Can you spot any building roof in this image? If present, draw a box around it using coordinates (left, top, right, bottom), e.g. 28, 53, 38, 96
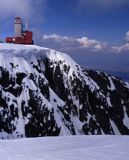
15, 17, 22, 20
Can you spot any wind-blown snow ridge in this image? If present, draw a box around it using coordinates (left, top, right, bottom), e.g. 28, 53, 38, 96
0, 43, 45, 51
0, 43, 129, 139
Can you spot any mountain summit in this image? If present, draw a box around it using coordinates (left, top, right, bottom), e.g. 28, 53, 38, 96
0, 43, 129, 139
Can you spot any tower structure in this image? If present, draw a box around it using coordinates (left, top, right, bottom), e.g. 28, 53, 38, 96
6, 17, 33, 45
14, 17, 22, 37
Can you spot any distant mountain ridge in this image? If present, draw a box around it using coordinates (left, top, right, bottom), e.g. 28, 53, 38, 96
0, 43, 129, 139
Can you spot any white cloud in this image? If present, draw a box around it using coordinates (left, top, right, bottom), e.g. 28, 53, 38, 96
111, 31, 129, 53
40, 34, 107, 53
32, 32, 129, 55
112, 43, 129, 53
125, 31, 129, 42
43, 34, 70, 40
0, 0, 46, 21
77, 37, 107, 51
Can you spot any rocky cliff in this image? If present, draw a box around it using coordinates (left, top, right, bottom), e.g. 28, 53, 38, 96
0, 44, 129, 139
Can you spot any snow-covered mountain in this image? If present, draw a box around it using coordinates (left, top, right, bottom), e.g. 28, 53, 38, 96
0, 43, 129, 139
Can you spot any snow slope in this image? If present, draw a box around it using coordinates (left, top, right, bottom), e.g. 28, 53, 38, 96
0, 43, 129, 138
0, 135, 129, 160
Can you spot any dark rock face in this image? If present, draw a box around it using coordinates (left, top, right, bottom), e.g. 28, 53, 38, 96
0, 47, 129, 139
43, 58, 129, 135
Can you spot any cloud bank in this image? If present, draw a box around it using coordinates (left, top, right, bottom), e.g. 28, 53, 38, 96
34, 32, 129, 55
0, 0, 46, 21
39, 34, 108, 54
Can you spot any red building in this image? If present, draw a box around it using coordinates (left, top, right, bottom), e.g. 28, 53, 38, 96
6, 17, 33, 45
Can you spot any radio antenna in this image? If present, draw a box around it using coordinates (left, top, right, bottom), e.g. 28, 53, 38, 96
25, 18, 29, 31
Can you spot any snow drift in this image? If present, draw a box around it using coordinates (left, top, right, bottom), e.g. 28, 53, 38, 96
0, 135, 129, 160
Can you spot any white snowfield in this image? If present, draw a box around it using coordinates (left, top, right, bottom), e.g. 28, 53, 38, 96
0, 136, 129, 160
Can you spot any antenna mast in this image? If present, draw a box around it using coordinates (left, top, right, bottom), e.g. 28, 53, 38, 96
26, 18, 29, 31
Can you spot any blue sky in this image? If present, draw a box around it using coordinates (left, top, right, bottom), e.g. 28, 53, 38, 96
44, 0, 129, 45
1, 0, 129, 45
